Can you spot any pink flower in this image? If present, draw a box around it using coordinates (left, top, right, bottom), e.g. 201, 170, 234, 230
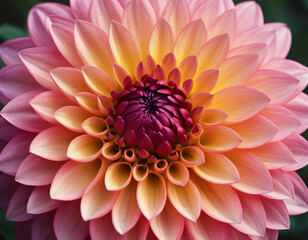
0, 0, 307, 239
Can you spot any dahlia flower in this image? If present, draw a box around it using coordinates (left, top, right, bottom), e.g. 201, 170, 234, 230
0, 0, 307, 239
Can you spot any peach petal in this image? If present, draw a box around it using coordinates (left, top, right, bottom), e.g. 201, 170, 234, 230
109, 21, 141, 76
192, 176, 241, 224
67, 134, 103, 162
191, 69, 219, 95
212, 54, 259, 93
81, 162, 119, 221
16, 154, 63, 186
124, 149, 137, 163
149, 18, 175, 64
105, 162, 132, 191
200, 109, 228, 126
161, 52, 177, 77
226, 149, 273, 194
0, 64, 44, 100
90, 213, 123, 240
244, 70, 299, 105
137, 172, 167, 220
75, 92, 103, 116
179, 55, 198, 80
229, 115, 279, 149
260, 197, 290, 230
153, 65, 166, 81
180, 146, 205, 167
167, 68, 182, 85
19, 47, 70, 90
210, 87, 270, 124
51, 67, 91, 101
150, 199, 184, 240
136, 61, 146, 82
6, 185, 34, 221
167, 179, 200, 221
144, 55, 157, 75
133, 164, 149, 182
102, 142, 122, 161
51, 159, 100, 200
186, 212, 230, 240
113, 63, 128, 88
30, 91, 74, 124
55, 106, 92, 132
90, 0, 123, 33
162, 0, 190, 36
75, 20, 114, 76
190, 92, 213, 109
124, 215, 149, 240
153, 159, 168, 173
198, 125, 242, 152
166, 162, 189, 186
193, 152, 239, 184
123, 0, 156, 59
112, 181, 141, 234
208, 9, 236, 44
50, 23, 83, 68
82, 117, 109, 139
1, 91, 52, 132
0, 132, 35, 175
174, 20, 207, 63
54, 201, 89, 240
0, 37, 34, 65
249, 142, 296, 170
231, 193, 266, 237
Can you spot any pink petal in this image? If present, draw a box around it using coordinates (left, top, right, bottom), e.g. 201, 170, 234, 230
0, 117, 22, 142
27, 185, 61, 214
70, 0, 92, 20
0, 64, 44, 100
50, 159, 100, 200
231, 193, 266, 237
210, 87, 270, 124
148, 0, 167, 19
186, 212, 230, 240
124, 215, 150, 240
16, 154, 63, 186
0, 37, 34, 65
6, 185, 34, 221
30, 126, 80, 161
228, 115, 279, 149
270, 23, 292, 58
192, 69, 219, 94
28, 2, 74, 47
150, 199, 184, 240
0, 132, 36, 175
0, 174, 19, 210
54, 201, 89, 240
1, 91, 52, 132
225, 149, 273, 194
14, 221, 32, 240
32, 212, 56, 240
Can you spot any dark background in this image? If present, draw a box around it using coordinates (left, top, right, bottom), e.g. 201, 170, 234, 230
0, 0, 307, 239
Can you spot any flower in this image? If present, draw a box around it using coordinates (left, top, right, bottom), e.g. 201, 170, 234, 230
0, 0, 308, 239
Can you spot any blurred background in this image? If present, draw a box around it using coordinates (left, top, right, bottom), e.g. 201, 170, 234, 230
0, 0, 307, 239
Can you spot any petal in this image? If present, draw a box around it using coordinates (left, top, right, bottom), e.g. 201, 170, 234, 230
76, 93, 104, 116
249, 142, 296, 170
167, 179, 201, 221
211, 54, 259, 93
1, 91, 52, 132
16, 154, 63, 186
272, 24, 292, 58
105, 162, 132, 191
228, 115, 279, 149
200, 109, 228, 126
210, 87, 270, 124
193, 152, 239, 184
67, 134, 103, 162
244, 70, 299, 105
231, 193, 266, 237
112, 181, 141, 234
75, 20, 114, 76
27, 185, 60, 214
192, 69, 219, 95
0, 37, 34, 65
123, 0, 156, 59
109, 21, 141, 76
174, 20, 207, 63
54, 201, 89, 240
50, 159, 100, 200
137, 172, 167, 220
179, 56, 198, 81
19, 47, 71, 90
166, 162, 189, 187
149, 18, 175, 64
0, 174, 19, 210
30, 126, 80, 161
70, 0, 92, 20
198, 125, 242, 152
150, 199, 184, 240
190, 92, 213, 108
180, 146, 205, 167
123, 216, 150, 240
186, 212, 230, 240
225, 149, 273, 194
31, 212, 56, 240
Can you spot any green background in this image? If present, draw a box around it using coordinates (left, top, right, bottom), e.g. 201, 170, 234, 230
0, 0, 307, 239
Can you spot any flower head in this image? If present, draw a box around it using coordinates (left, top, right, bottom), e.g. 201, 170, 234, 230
0, 0, 308, 239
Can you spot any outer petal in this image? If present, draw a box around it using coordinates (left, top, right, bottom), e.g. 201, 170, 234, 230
124, 216, 149, 240
70, 0, 92, 20
32, 212, 56, 240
